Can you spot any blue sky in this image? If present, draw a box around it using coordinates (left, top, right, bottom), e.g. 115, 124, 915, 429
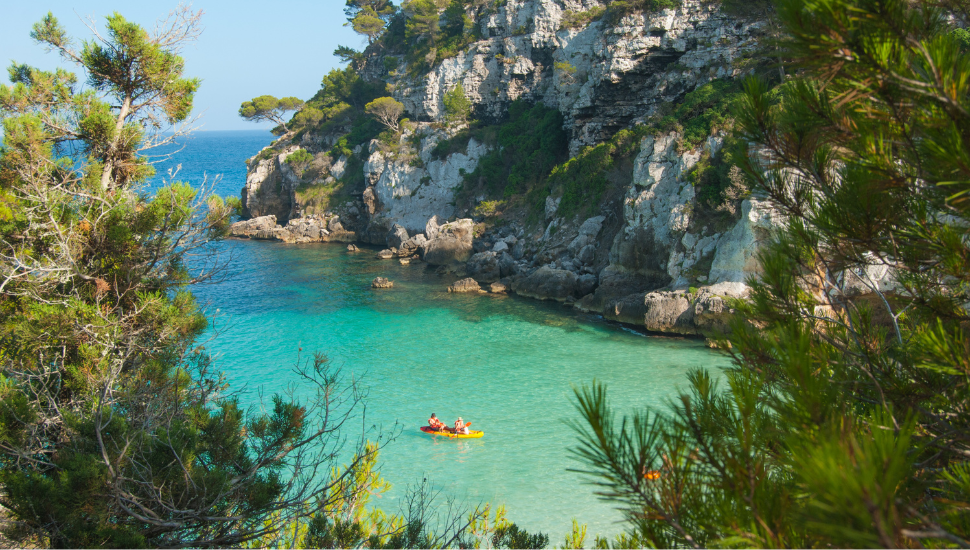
0, 1, 362, 131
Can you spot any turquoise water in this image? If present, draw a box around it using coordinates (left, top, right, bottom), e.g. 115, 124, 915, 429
153, 131, 732, 541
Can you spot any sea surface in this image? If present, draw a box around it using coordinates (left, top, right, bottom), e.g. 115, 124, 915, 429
148, 130, 732, 541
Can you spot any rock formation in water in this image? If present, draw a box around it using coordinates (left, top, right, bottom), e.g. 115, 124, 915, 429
234, 0, 781, 336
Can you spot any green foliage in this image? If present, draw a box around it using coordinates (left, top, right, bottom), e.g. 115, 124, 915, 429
716, 0, 773, 17
430, 128, 473, 159
334, 44, 364, 65
560, 519, 588, 549
560, 7, 606, 29
570, 0, 970, 547
600, 0, 680, 24
296, 66, 386, 137
0, 11, 400, 548
491, 523, 549, 549
365, 96, 405, 131
381, 0, 482, 74
21, 11, 199, 189
685, 135, 751, 223
650, 78, 747, 150
383, 55, 401, 72
461, 101, 568, 203
351, 6, 389, 42
285, 148, 314, 179
473, 199, 504, 218
548, 126, 652, 220
239, 94, 305, 133
443, 85, 473, 125
951, 27, 970, 52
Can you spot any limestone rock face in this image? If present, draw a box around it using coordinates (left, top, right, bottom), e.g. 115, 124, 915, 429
421, 218, 474, 265
232, 0, 785, 336
511, 266, 579, 302
231, 214, 357, 244
241, 147, 302, 223
284, 218, 330, 242
467, 252, 501, 283
385, 0, 762, 154
610, 134, 697, 284
363, 133, 490, 234
448, 277, 484, 293
361, 218, 393, 245
708, 199, 781, 284
387, 224, 410, 249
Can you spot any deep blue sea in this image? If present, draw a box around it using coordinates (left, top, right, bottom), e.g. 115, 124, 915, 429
148, 130, 731, 541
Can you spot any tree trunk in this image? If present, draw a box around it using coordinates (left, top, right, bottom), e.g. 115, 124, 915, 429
100, 95, 132, 190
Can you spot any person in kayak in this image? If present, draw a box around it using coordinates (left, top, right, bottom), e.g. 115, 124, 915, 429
428, 413, 447, 431
454, 417, 469, 435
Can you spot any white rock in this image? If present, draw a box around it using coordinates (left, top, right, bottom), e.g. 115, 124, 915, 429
709, 198, 783, 284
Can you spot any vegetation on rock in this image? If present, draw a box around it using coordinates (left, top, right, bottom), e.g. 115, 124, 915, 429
457, 101, 569, 211
365, 96, 406, 132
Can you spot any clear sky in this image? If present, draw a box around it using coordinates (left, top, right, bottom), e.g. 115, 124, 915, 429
0, 1, 362, 131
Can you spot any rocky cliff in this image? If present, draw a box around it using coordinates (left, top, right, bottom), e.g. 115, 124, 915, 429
234, 0, 779, 336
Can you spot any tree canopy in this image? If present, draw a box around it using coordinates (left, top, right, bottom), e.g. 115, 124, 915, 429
24, 11, 201, 189
365, 96, 405, 132
238, 94, 305, 133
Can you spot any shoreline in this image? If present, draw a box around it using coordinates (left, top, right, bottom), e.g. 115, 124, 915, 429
226, 235, 722, 344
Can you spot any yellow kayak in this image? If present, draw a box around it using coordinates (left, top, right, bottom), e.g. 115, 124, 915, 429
420, 426, 484, 438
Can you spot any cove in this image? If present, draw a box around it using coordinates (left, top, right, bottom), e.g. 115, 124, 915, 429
192, 239, 732, 540
159, 131, 733, 540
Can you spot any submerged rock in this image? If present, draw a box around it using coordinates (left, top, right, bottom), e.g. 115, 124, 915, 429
347, 244, 359, 252
376, 249, 395, 260
372, 277, 394, 289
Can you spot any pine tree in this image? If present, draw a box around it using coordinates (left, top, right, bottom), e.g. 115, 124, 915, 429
570, 0, 970, 547
0, 10, 393, 547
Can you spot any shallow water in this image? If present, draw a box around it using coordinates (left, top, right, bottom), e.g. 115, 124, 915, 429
153, 131, 733, 540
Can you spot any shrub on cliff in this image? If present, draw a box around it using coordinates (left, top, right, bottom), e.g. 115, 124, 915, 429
459, 101, 568, 205
443, 85, 473, 125
570, 0, 970, 547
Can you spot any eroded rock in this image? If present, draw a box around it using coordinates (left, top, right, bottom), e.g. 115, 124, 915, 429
448, 277, 484, 293
421, 218, 474, 265
511, 266, 579, 302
